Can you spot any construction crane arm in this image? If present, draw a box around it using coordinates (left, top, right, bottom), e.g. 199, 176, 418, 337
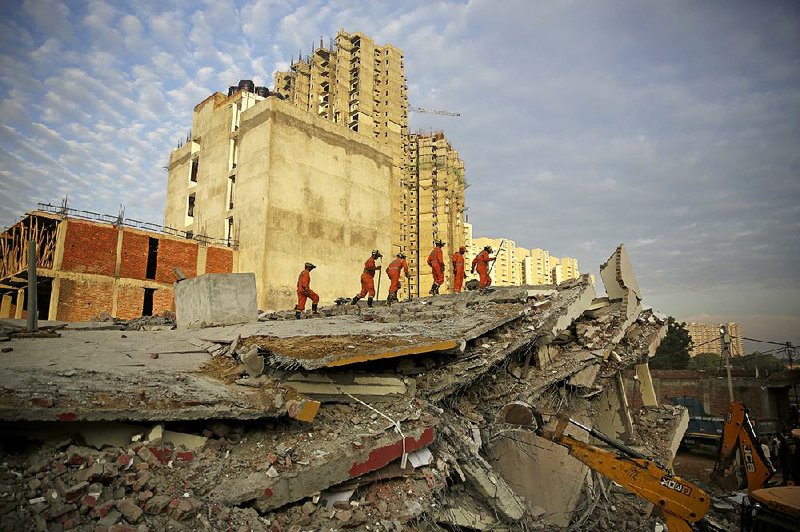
530, 411, 710, 532
409, 106, 461, 116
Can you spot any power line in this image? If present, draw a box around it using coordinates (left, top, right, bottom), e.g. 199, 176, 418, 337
736, 335, 793, 347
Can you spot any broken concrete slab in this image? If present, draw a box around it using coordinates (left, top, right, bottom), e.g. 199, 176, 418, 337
0, 329, 319, 423
282, 371, 410, 402
600, 244, 640, 301
174, 273, 258, 329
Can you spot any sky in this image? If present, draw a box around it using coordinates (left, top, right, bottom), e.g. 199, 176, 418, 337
0, 0, 798, 354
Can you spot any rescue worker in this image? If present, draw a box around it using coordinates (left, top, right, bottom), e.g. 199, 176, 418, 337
451, 245, 466, 293
427, 239, 446, 294
351, 249, 382, 307
295, 262, 319, 319
386, 252, 410, 303
471, 245, 496, 289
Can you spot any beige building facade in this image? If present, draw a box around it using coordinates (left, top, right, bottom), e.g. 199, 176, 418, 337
687, 322, 745, 357
164, 92, 393, 310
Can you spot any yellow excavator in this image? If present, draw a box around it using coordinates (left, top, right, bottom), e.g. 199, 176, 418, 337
527, 409, 710, 532
710, 400, 800, 531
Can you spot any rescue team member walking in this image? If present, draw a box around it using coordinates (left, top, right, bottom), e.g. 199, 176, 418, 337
385, 252, 410, 303
452, 245, 466, 293
427, 240, 446, 294
295, 262, 319, 319
351, 250, 382, 307
471, 245, 496, 289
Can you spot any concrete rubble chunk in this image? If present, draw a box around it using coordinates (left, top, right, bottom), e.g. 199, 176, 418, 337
174, 273, 259, 329
461, 458, 527, 522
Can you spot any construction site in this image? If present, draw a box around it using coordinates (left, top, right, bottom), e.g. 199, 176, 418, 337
2, 28, 800, 532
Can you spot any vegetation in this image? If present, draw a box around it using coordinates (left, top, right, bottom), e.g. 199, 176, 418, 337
650, 317, 693, 370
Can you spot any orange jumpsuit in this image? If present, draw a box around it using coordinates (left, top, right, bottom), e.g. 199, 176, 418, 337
386, 257, 410, 295
472, 250, 495, 289
427, 247, 445, 286
296, 269, 319, 310
451, 252, 465, 293
357, 256, 379, 298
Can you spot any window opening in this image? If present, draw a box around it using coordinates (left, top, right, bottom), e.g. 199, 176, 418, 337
146, 238, 159, 280
142, 288, 155, 316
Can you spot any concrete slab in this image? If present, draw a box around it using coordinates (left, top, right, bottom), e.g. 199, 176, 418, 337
0, 329, 318, 422
600, 244, 641, 300
174, 273, 258, 329
282, 371, 410, 402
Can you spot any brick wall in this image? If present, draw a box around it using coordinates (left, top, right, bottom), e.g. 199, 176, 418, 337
205, 246, 234, 274
116, 284, 144, 320
61, 220, 118, 276
153, 288, 174, 314
119, 231, 149, 280
56, 278, 114, 321
155, 239, 197, 283
626, 369, 777, 420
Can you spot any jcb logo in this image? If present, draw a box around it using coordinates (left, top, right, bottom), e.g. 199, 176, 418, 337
661, 477, 692, 496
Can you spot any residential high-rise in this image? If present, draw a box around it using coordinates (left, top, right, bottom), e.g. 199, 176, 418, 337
407, 132, 466, 296
274, 30, 466, 298
468, 237, 580, 286
687, 322, 745, 357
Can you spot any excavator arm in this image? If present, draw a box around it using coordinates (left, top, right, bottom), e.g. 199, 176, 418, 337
532, 412, 710, 532
710, 400, 774, 490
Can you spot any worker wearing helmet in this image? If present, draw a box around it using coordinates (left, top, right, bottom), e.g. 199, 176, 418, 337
427, 240, 446, 295
471, 245, 496, 289
386, 252, 410, 303
452, 245, 467, 293
351, 250, 382, 307
295, 262, 319, 319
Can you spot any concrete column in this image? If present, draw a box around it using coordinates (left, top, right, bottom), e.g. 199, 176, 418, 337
636, 363, 659, 407
0, 294, 11, 318
14, 288, 24, 319
48, 277, 61, 321
615, 371, 635, 442
196, 245, 208, 276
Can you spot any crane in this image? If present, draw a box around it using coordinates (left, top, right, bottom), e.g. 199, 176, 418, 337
409, 106, 460, 116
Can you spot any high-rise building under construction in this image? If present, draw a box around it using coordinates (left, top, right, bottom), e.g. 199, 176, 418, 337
274, 30, 465, 297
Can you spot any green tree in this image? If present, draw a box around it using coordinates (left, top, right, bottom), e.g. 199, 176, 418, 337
650, 317, 693, 369
731, 352, 785, 372
689, 352, 722, 368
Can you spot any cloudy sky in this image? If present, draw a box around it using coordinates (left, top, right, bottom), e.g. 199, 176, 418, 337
1, 0, 798, 352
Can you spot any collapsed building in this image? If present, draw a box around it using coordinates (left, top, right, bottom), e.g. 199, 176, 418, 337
0, 244, 735, 531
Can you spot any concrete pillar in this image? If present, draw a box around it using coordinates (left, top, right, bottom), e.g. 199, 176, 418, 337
0, 294, 11, 318
615, 372, 635, 442
48, 277, 61, 321
196, 245, 208, 276
14, 288, 24, 319
636, 363, 659, 407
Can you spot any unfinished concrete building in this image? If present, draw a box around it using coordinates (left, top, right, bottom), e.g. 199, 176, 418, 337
164, 89, 393, 310
0, 206, 233, 321
274, 31, 466, 298
406, 132, 466, 296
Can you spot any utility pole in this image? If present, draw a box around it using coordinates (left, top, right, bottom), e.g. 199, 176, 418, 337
721, 324, 734, 402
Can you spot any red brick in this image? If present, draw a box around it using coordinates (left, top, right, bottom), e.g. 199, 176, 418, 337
118, 231, 149, 280
152, 288, 174, 315
155, 239, 197, 283
56, 278, 114, 321
205, 246, 234, 274
61, 220, 118, 276
115, 285, 144, 320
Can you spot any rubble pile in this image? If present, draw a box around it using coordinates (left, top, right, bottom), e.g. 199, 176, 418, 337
1, 245, 711, 530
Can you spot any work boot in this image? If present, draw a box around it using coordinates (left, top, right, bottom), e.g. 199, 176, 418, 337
294, 308, 302, 319
429, 283, 439, 295
312, 303, 319, 315
351, 295, 361, 305
367, 297, 374, 308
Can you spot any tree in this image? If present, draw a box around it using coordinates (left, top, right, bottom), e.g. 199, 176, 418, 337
731, 352, 785, 372
650, 317, 693, 369
689, 352, 722, 369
